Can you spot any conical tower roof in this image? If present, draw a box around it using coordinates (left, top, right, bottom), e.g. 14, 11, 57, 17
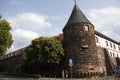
66, 4, 91, 26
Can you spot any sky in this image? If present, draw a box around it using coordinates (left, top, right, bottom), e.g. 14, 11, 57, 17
0, 0, 120, 53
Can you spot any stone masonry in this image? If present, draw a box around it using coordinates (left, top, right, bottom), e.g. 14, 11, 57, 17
63, 4, 100, 78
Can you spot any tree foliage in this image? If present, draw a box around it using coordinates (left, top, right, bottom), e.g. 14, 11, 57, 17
0, 16, 13, 56
23, 37, 64, 66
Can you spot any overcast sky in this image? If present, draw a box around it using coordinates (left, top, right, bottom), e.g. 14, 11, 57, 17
0, 0, 120, 53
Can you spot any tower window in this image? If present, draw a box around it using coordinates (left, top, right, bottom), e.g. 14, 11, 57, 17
84, 25, 89, 31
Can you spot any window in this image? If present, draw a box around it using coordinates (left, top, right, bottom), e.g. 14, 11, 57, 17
106, 41, 109, 47
110, 43, 112, 48
110, 52, 112, 57
7, 55, 9, 57
118, 46, 120, 51
113, 44, 116, 49
11, 53, 13, 56
84, 25, 89, 31
117, 54, 119, 57
95, 36, 99, 43
14, 52, 16, 55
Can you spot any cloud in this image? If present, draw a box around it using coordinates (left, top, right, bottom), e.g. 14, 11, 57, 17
6, 12, 52, 52
102, 30, 120, 40
88, 6, 120, 41
8, 29, 39, 52
7, 12, 52, 31
6, 12, 68, 53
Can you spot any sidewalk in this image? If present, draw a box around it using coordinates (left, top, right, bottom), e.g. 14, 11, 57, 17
37, 76, 116, 80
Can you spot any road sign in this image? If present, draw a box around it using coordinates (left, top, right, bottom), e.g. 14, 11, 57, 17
68, 59, 73, 78
69, 59, 73, 67
115, 66, 120, 72
69, 59, 73, 63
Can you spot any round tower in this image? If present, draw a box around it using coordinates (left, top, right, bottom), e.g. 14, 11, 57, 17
63, 3, 99, 78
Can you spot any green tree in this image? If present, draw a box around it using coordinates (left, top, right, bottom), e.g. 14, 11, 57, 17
22, 37, 64, 73
0, 16, 13, 56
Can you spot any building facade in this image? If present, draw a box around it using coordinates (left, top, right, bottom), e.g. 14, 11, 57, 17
0, 48, 24, 72
62, 3, 120, 77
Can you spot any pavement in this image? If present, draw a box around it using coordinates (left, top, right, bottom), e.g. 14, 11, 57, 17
0, 75, 117, 80
37, 77, 115, 80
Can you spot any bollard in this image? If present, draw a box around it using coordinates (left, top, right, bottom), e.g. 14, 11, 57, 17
62, 70, 65, 80
66, 70, 68, 78
55, 75, 56, 80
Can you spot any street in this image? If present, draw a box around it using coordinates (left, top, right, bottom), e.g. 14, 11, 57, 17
0, 75, 36, 80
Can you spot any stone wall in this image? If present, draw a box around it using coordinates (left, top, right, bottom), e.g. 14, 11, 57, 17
0, 34, 119, 77
63, 23, 99, 78
0, 48, 24, 73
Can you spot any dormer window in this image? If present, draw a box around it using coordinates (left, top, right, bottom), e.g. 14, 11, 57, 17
84, 25, 89, 31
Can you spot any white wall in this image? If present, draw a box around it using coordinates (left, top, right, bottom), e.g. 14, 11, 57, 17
95, 35, 120, 58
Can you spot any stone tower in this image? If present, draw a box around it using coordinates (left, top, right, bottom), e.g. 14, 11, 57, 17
63, 3, 99, 78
